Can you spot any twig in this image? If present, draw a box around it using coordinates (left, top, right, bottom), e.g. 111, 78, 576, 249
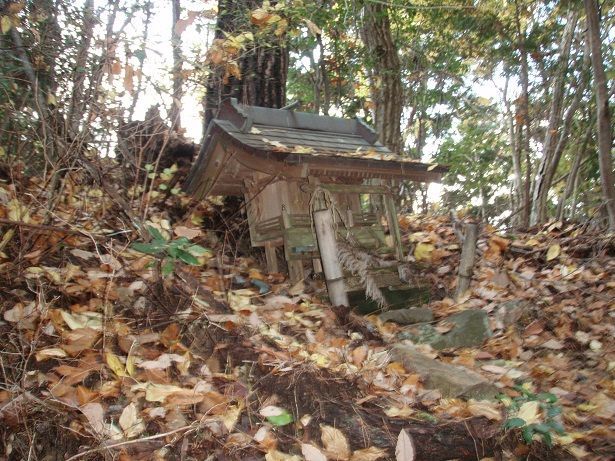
0, 218, 107, 239
65, 424, 195, 461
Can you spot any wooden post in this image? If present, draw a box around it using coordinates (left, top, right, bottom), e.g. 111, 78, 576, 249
313, 208, 349, 306
455, 223, 479, 300
264, 243, 278, 273
384, 194, 404, 260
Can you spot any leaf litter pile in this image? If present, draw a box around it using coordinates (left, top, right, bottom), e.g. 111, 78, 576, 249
0, 174, 614, 461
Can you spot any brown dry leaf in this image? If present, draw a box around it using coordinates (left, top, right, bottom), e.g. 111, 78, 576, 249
35, 347, 68, 361
119, 403, 146, 438
350, 446, 388, 461
81, 402, 122, 440
351, 345, 368, 367
467, 400, 502, 421
54, 364, 93, 385
174, 225, 202, 239
589, 393, 615, 420
301, 443, 327, 461
160, 323, 180, 347
321, 425, 351, 460
76, 385, 98, 405
265, 450, 302, 461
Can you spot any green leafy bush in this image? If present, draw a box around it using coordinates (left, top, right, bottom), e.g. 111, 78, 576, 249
499, 383, 566, 447
132, 226, 210, 276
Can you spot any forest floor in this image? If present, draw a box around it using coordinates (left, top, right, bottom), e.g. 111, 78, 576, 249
0, 168, 614, 461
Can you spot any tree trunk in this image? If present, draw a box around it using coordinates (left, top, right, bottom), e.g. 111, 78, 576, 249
360, 2, 403, 153
531, 11, 578, 225
514, 0, 532, 228
67, 0, 95, 135
584, 0, 615, 230
203, 0, 287, 131
557, 123, 592, 221
170, 0, 183, 130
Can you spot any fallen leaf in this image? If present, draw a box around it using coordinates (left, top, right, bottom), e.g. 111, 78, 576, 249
265, 450, 302, 461
467, 400, 502, 421
36, 347, 68, 361
81, 403, 123, 440
119, 403, 146, 438
105, 352, 128, 377
541, 339, 564, 350
302, 443, 327, 461
321, 425, 351, 460
350, 446, 388, 461
174, 226, 202, 239
395, 429, 416, 461
260, 405, 294, 426
414, 242, 434, 262
546, 244, 561, 261
516, 401, 541, 425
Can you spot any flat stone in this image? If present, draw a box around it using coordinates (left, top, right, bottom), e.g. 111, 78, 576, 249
391, 344, 499, 400
430, 309, 492, 350
379, 307, 434, 325
495, 300, 531, 328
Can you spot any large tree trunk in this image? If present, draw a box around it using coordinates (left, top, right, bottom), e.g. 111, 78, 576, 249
530, 11, 578, 225
203, 0, 288, 131
360, 2, 403, 154
170, 0, 183, 130
584, 0, 615, 230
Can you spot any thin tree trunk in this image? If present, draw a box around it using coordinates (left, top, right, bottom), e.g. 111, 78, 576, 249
360, 2, 402, 153
557, 123, 592, 221
127, 1, 153, 120
584, 0, 615, 230
514, 0, 531, 228
531, 11, 578, 225
170, 0, 183, 130
68, 0, 95, 135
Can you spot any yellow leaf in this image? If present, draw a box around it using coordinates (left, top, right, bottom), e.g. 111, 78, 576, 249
414, 242, 435, 261
0, 146, 5, 157
516, 401, 541, 425
7, 199, 30, 223
221, 402, 244, 431
46, 92, 57, 106
546, 244, 561, 261
105, 351, 128, 377
250, 8, 271, 26
1, 16, 12, 34
125, 354, 137, 377
321, 425, 351, 460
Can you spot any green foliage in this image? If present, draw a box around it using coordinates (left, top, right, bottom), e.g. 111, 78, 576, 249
435, 101, 511, 221
499, 383, 566, 447
132, 226, 210, 276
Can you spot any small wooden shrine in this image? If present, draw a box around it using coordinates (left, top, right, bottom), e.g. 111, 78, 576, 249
185, 99, 446, 293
